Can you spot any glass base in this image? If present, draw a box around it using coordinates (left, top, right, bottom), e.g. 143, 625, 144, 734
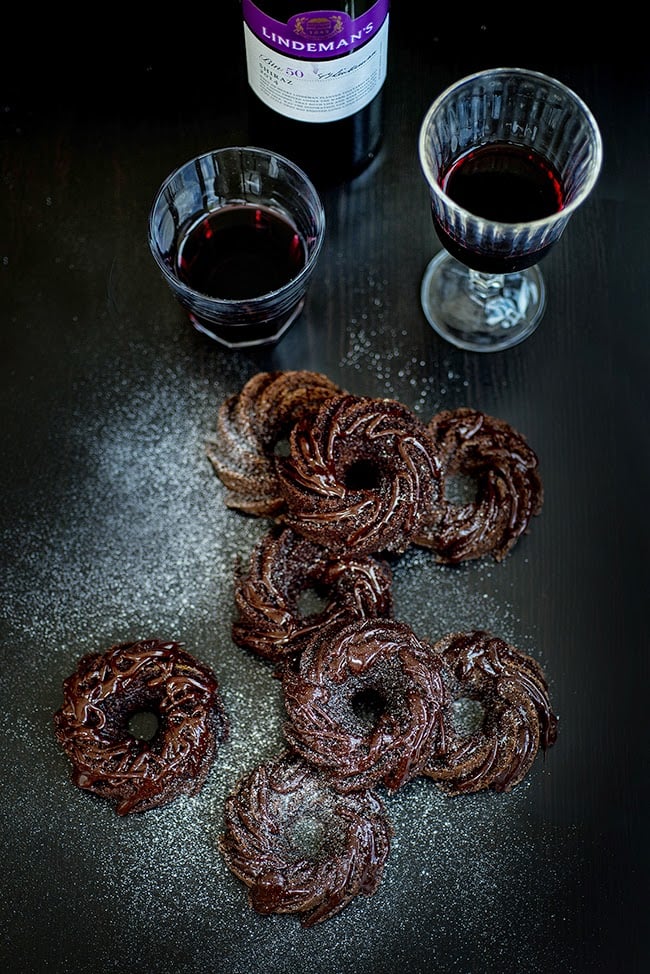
188, 298, 305, 350
420, 251, 546, 352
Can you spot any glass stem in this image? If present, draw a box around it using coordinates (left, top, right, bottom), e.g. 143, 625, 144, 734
468, 269, 505, 307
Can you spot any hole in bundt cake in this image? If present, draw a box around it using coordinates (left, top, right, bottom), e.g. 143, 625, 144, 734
451, 697, 485, 736
351, 687, 387, 728
445, 472, 478, 505
296, 586, 330, 618
286, 813, 337, 860
273, 437, 291, 457
127, 710, 160, 741
344, 459, 381, 491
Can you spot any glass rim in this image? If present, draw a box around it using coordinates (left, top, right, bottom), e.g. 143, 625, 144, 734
418, 66, 604, 231
147, 145, 326, 307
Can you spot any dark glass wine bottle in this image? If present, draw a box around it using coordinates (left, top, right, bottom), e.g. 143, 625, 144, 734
240, 1, 390, 187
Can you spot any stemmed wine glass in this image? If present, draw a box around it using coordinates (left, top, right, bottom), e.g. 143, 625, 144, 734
418, 67, 603, 352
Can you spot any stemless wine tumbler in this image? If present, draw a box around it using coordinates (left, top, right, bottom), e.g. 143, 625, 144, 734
419, 68, 603, 352
148, 146, 326, 348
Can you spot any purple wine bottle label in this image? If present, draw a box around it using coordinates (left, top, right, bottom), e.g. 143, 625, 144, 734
242, 1, 390, 123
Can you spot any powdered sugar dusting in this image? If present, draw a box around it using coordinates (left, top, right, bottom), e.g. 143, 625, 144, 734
1, 351, 568, 974
339, 321, 471, 415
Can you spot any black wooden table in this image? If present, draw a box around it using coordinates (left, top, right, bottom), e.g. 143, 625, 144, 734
1, 9, 647, 973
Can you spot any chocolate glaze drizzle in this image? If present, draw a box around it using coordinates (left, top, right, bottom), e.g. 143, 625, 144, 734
51, 371, 558, 927
206, 370, 343, 516
53, 639, 229, 815
281, 617, 447, 793
206, 372, 557, 925
276, 393, 443, 555
413, 407, 544, 563
219, 751, 393, 928
424, 630, 558, 795
232, 525, 393, 664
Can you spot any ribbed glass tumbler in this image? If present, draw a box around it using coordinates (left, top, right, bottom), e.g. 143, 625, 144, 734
148, 146, 325, 349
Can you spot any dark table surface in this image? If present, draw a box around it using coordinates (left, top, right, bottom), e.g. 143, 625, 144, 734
1, 8, 648, 974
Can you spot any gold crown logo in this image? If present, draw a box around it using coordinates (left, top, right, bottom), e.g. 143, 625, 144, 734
292, 15, 344, 40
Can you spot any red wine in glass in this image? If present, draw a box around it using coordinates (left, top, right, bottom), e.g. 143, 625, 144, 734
177, 204, 306, 300
433, 142, 566, 274
419, 68, 602, 352
149, 146, 325, 349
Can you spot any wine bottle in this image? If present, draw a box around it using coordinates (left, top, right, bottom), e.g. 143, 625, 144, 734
240, 1, 390, 187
